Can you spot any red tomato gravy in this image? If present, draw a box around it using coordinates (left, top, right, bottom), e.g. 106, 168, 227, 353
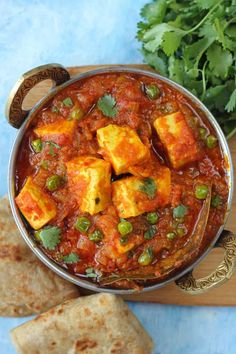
15, 72, 229, 289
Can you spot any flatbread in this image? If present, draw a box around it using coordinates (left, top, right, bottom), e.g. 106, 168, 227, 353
0, 195, 79, 317
11, 293, 154, 354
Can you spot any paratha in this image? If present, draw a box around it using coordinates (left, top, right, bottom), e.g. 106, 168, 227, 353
0, 196, 79, 317
11, 293, 153, 354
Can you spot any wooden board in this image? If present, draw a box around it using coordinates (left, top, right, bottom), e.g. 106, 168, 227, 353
24, 64, 236, 306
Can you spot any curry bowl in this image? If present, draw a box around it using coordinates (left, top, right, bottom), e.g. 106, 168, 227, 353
6, 64, 235, 295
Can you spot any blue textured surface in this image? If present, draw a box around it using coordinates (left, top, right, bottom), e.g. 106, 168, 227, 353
0, 1, 235, 353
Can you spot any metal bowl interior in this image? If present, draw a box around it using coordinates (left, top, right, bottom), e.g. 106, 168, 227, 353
8, 66, 234, 294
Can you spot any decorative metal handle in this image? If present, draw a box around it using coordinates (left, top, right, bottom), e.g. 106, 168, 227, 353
5, 63, 70, 128
175, 230, 236, 294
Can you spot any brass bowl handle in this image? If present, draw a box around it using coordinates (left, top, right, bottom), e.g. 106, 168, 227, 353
175, 230, 236, 294
5, 63, 70, 128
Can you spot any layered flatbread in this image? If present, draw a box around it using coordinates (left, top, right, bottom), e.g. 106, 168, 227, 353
11, 293, 153, 354
0, 196, 79, 316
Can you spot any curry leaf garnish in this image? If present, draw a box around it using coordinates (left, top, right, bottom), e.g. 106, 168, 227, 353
63, 253, 80, 263
97, 94, 118, 118
139, 178, 157, 199
45, 141, 61, 157
173, 205, 188, 219
38, 226, 61, 250
137, 0, 236, 138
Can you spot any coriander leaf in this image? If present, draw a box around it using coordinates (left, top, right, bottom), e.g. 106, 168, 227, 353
184, 37, 214, 72
199, 22, 217, 39
144, 225, 156, 240
97, 94, 118, 118
51, 106, 59, 113
143, 23, 181, 52
85, 267, 97, 278
214, 18, 227, 49
62, 97, 73, 107
142, 48, 168, 76
63, 253, 80, 263
136, 22, 150, 41
225, 24, 236, 38
168, 57, 184, 85
139, 178, 157, 199
45, 141, 61, 157
207, 43, 233, 79
225, 88, 236, 112
206, 81, 235, 112
162, 31, 183, 56
173, 204, 188, 219
38, 226, 61, 250
140, 0, 167, 25
195, 0, 220, 9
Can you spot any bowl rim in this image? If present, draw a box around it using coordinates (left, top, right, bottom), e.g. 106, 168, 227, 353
8, 65, 234, 294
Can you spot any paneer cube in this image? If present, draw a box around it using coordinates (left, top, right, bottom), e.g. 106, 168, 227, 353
153, 111, 200, 169
66, 156, 111, 215
97, 124, 150, 175
15, 176, 57, 230
112, 168, 171, 218
34, 119, 77, 145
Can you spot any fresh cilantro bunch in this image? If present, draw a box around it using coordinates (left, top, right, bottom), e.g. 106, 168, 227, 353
137, 0, 236, 138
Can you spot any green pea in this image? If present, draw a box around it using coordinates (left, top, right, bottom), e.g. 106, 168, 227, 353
176, 226, 186, 237
31, 139, 42, 153
117, 220, 133, 236
146, 212, 158, 224
89, 229, 103, 243
195, 184, 209, 200
62, 97, 73, 107
144, 225, 156, 240
211, 195, 222, 208
138, 247, 154, 266
145, 84, 160, 100
75, 217, 91, 233
46, 175, 64, 191
199, 127, 207, 139
167, 232, 176, 240
206, 135, 217, 148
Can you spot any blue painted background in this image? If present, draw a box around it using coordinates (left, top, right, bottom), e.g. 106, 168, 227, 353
0, 1, 235, 353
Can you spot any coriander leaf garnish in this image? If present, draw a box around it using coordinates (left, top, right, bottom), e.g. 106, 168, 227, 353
45, 141, 61, 157
85, 267, 97, 278
139, 178, 157, 199
97, 94, 118, 118
63, 253, 80, 264
173, 205, 188, 219
144, 225, 156, 240
51, 106, 59, 113
37, 226, 61, 250
62, 97, 73, 107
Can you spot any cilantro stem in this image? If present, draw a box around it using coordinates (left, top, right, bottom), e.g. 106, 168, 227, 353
187, 0, 224, 35
226, 126, 236, 140
200, 61, 208, 101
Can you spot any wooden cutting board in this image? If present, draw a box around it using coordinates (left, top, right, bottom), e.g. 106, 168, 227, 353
24, 64, 236, 306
